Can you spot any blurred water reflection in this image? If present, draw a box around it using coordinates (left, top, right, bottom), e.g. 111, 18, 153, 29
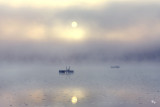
0, 63, 160, 107
71, 96, 78, 104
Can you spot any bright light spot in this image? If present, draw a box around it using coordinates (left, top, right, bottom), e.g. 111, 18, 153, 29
71, 96, 78, 104
72, 21, 78, 28
151, 100, 156, 104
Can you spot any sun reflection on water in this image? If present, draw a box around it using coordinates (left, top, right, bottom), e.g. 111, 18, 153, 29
71, 96, 78, 104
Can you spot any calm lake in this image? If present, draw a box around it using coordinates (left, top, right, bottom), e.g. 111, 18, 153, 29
0, 62, 160, 107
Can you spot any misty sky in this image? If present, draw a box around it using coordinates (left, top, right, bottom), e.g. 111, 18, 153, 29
0, 0, 160, 63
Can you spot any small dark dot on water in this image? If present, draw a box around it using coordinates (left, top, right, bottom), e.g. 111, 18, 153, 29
10, 105, 12, 106
24, 103, 28, 106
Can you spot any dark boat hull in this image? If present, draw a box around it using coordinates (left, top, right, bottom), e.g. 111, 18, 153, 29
59, 70, 74, 74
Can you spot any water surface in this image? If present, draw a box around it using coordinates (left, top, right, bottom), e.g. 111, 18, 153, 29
0, 63, 159, 107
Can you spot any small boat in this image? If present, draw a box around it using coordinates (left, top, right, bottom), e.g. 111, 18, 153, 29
59, 66, 74, 74
111, 65, 120, 69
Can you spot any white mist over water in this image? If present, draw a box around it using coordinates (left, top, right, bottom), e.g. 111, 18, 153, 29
0, 62, 160, 107
0, 1, 160, 107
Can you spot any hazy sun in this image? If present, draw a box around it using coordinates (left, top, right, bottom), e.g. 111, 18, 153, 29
52, 21, 87, 41
72, 21, 78, 28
